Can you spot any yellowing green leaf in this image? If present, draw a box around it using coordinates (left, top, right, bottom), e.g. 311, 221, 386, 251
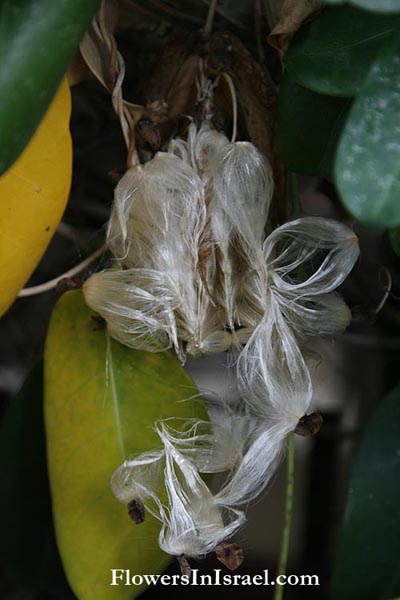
0, 77, 72, 317
44, 291, 205, 600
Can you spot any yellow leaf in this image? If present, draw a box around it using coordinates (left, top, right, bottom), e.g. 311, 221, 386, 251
45, 292, 206, 599
0, 78, 72, 317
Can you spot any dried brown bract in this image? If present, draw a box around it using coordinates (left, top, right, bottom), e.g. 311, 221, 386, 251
294, 412, 324, 437
127, 498, 145, 524
215, 540, 244, 571
177, 553, 192, 577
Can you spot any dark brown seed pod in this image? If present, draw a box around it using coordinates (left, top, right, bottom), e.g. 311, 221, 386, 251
177, 553, 192, 577
127, 499, 145, 525
142, 31, 287, 226
294, 412, 323, 437
215, 540, 244, 571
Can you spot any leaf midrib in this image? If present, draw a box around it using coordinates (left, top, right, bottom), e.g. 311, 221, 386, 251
106, 334, 126, 459
298, 29, 392, 58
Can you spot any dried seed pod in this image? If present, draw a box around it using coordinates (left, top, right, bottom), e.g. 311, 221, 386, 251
142, 30, 286, 225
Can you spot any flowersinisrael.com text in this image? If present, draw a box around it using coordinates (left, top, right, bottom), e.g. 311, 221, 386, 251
110, 569, 320, 587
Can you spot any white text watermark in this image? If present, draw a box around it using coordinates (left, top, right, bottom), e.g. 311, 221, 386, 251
110, 569, 320, 587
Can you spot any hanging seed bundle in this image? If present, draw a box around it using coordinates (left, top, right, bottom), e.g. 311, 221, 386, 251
82, 34, 360, 572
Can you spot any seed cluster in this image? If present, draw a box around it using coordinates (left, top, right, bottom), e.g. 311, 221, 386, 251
83, 120, 359, 572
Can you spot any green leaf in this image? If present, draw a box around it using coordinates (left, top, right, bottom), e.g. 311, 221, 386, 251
330, 383, 400, 599
351, 0, 400, 12
389, 227, 400, 256
352, 0, 400, 11
326, 0, 400, 13
0, 0, 101, 174
44, 291, 205, 600
277, 73, 351, 179
284, 6, 399, 97
0, 366, 73, 597
335, 32, 400, 229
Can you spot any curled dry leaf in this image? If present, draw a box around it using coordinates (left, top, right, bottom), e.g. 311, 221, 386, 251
80, 0, 119, 89
268, 0, 324, 55
80, 0, 143, 164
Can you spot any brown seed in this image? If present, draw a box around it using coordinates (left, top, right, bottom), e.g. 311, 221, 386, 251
127, 499, 145, 525
294, 413, 323, 437
177, 553, 192, 577
55, 277, 82, 295
215, 540, 244, 571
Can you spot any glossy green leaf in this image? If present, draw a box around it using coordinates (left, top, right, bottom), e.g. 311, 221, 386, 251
0, 0, 101, 173
326, 0, 400, 13
335, 32, 400, 229
0, 366, 73, 597
352, 0, 400, 11
330, 383, 400, 599
277, 73, 351, 179
44, 291, 205, 600
389, 227, 400, 256
351, 0, 400, 11
284, 6, 399, 97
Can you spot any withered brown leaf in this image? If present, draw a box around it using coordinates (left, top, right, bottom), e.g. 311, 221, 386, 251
268, 0, 324, 55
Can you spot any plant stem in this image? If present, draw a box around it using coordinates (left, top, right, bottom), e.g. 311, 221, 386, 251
204, 0, 218, 37
17, 245, 106, 297
268, 0, 278, 27
274, 433, 295, 600
263, 0, 278, 30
